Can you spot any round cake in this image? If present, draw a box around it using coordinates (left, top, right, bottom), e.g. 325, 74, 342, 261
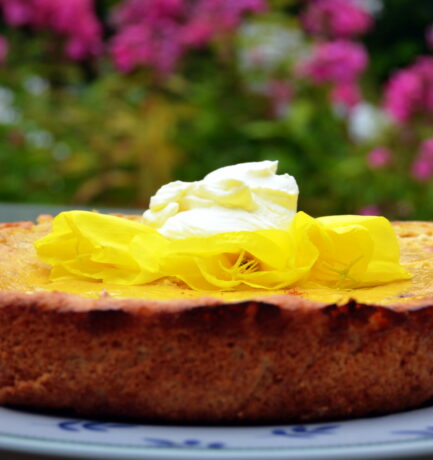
1, 216, 433, 423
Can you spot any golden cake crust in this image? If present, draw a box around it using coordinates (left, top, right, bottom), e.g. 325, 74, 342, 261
1, 216, 433, 422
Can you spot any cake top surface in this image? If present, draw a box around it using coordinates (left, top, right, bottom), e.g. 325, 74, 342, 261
1, 215, 432, 311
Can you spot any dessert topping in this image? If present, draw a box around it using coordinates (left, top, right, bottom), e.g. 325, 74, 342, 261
142, 160, 299, 238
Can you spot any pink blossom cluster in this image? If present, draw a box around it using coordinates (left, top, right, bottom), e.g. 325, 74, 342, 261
300, 40, 368, 109
384, 57, 433, 124
111, 0, 267, 74
0, 35, 7, 64
301, 0, 372, 39
301, 40, 368, 84
0, 0, 102, 60
412, 138, 433, 182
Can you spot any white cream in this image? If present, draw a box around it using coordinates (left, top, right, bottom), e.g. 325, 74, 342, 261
142, 161, 299, 238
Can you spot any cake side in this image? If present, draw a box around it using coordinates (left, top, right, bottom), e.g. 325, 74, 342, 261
1, 292, 433, 422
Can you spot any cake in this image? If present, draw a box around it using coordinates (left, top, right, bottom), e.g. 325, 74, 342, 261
1, 215, 433, 423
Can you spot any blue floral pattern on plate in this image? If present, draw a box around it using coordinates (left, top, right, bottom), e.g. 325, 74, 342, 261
143, 438, 225, 449
3, 406, 433, 459
57, 420, 137, 432
393, 426, 433, 439
271, 425, 339, 438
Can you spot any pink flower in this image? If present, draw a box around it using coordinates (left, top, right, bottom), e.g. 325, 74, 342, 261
185, 0, 267, 44
111, 0, 184, 26
366, 147, 392, 169
384, 56, 433, 123
412, 57, 433, 113
110, 0, 185, 74
331, 81, 361, 110
301, 0, 372, 39
358, 205, 381, 216
110, 0, 267, 74
0, 0, 33, 25
300, 40, 368, 84
412, 138, 433, 182
412, 158, 433, 181
0, 0, 102, 60
0, 35, 8, 64
111, 21, 183, 74
50, 0, 103, 60
181, 21, 214, 47
383, 70, 421, 123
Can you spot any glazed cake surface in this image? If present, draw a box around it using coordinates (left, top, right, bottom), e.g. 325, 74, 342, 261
1, 216, 433, 422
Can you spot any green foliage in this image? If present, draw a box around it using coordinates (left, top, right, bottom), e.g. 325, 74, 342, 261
0, 0, 433, 219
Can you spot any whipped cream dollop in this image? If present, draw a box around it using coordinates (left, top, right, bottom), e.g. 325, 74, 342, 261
142, 161, 299, 238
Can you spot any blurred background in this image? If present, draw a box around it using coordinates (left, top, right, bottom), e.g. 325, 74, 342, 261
1, 0, 433, 219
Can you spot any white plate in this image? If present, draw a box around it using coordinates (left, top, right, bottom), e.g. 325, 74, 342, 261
1, 405, 433, 460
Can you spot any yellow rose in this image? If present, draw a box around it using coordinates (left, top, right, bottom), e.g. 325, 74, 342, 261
35, 210, 411, 291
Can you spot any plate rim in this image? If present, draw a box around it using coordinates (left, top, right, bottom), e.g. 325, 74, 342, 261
2, 422, 433, 460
